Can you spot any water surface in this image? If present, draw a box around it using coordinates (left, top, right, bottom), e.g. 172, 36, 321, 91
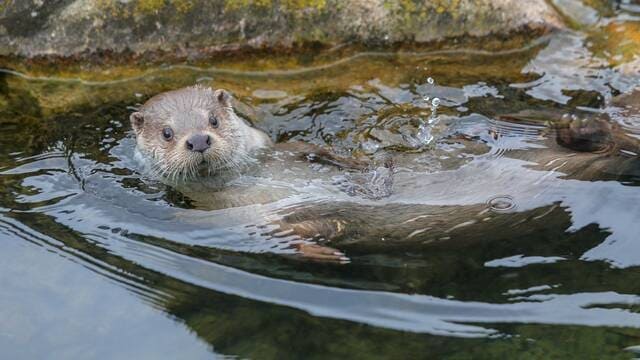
2, 2, 640, 358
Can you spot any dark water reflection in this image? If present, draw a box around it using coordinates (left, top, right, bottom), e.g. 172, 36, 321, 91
3, 6, 640, 358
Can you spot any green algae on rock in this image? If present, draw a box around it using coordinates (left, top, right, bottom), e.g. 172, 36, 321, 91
0, 0, 563, 59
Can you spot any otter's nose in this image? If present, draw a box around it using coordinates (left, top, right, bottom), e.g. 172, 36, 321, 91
186, 134, 211, 153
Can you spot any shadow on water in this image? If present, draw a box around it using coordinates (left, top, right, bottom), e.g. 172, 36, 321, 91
2, 6, 640, 357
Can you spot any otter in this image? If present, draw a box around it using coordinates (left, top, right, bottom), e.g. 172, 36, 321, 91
130, 86, 272, 182
130, 85, 383, 262
131, 85, 373, 182
131, 85, 640, 263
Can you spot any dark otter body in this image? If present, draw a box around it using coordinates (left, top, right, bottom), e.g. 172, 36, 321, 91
131, 86, 640, 263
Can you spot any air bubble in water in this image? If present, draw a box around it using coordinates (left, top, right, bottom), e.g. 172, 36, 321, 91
487, 195, 516, 212
427, 77, 434, 85
431, 97, 441, 108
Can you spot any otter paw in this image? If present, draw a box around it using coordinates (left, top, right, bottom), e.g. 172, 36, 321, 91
294, 243, 350, 264
555, 115, 614, 153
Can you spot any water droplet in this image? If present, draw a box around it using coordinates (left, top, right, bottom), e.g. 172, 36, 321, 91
431, 97, 441, 108
427, 77, 434, 85
423, 96, 430, 102
487, 195, 516, 212
361, 140, 380, 154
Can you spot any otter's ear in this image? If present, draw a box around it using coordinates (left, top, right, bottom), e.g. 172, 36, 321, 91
213, 89, 232, 107
130, 112, 144, 133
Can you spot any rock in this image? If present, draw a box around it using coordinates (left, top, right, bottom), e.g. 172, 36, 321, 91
550, 0, 601, 26
0, 0, 564, 59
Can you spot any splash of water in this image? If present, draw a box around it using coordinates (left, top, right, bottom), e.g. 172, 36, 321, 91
416, 77, 442, 146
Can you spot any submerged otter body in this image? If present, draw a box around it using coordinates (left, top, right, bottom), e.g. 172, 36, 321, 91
131, 86, 640, 263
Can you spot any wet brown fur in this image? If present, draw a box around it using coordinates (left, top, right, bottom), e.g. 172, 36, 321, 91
131, 85, 270, 182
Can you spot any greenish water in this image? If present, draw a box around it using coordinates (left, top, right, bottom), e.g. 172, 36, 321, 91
2, 2, 640, 359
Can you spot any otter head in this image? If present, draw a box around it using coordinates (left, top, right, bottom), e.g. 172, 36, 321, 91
130, 85, 270, 182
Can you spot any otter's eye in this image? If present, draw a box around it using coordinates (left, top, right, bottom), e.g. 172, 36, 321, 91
209, 114, 219, 128
162, 127, 174, 141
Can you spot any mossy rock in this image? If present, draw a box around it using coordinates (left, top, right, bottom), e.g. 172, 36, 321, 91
0, 0, 563, 59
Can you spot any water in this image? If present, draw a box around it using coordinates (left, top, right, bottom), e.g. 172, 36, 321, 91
2, 3, 640, 358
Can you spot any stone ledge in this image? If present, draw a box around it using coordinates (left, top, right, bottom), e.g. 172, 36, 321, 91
0, 0, 564, 59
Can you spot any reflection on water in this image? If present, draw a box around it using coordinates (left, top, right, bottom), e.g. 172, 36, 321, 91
0, 228, 214, 359
2, 3, 640, 358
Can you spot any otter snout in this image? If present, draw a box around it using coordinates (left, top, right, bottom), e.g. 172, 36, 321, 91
186, 134, 212, 153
